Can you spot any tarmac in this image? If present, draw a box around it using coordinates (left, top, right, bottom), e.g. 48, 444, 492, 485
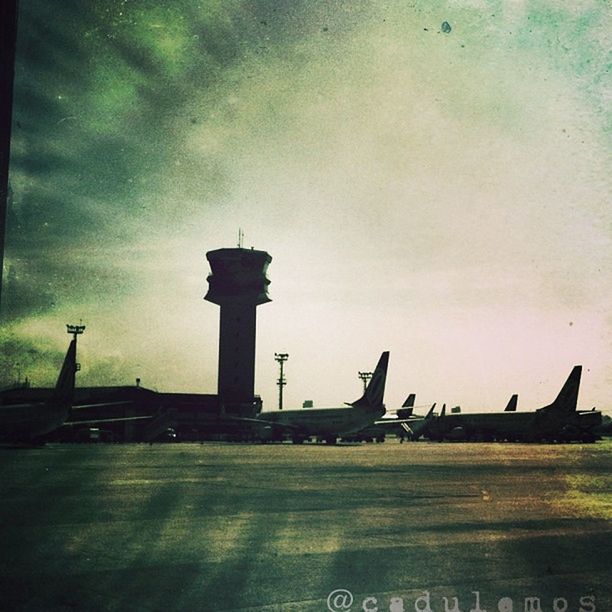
0, 440, 610, 611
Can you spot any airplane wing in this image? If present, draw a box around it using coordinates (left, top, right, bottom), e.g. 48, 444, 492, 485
223, 415, 302, 433
62, 415, 154, 426
71, 401, 139, 410
373, 416, 425, 426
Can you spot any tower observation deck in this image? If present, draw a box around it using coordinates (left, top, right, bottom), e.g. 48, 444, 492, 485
205, 247, 272, 415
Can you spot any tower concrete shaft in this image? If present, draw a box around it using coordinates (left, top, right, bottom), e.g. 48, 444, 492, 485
205, 248, 271, 413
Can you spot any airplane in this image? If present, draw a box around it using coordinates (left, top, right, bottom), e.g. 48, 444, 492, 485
249, 351, 390, 444
0, 331, 78, 442
409, 366, 602, 442
401, 395, 515, 441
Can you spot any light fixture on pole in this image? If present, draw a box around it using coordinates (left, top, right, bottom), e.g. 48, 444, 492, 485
358, 371, 373, 393
66, 323, 85, 371
275, 352, 289, 410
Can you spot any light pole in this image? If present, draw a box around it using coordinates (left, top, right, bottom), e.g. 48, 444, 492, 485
66, 323, 86, 340
358, 371, 373, 393
66, 323, 85, 371
275, 352, 289, 410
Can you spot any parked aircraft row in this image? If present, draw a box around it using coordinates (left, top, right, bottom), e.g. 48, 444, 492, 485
399, 367, 601, 443
0, 333, 604, 444
0, 337, 391, 444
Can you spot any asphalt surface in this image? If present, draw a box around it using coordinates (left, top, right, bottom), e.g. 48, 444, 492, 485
0, 441, 610, 611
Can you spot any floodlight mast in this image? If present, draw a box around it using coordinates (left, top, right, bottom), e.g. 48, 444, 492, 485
66, 324, 86, 339
66, 323, 85, 371
358, 371, 373, 393
275, 352, 289, 410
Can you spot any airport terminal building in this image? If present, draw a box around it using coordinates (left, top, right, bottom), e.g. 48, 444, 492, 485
0, 246, 272, 442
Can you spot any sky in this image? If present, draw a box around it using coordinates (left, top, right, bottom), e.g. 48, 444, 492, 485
2, 0, 611, 413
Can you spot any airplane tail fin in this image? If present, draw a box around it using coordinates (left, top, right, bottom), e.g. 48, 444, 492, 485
541, 366, 581, 413
440, 403, 446, 418
352, 351, 389, 412
50, 338, 77, 411
402, 394, 415, 408
401, 402, 436, 440
504, 394, 518, 412
396, 394, 415, 418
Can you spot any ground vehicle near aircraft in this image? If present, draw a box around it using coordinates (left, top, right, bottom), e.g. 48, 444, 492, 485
251, 351, 390, 444
0, 332, 78, 442
407, 366, 601, 442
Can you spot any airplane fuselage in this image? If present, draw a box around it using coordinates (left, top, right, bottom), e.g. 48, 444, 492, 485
259, 405, 385, 438
422, 410, 601, 442
0, 402, 69, 440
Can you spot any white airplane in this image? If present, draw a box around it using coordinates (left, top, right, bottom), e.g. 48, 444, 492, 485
250, 351, 390, 443
0, 333, 78, 442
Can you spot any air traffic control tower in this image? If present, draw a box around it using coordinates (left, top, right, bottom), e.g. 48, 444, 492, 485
205, 247, 272, 416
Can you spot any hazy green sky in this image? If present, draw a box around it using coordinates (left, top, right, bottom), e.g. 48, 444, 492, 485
3, 0, 611, 412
